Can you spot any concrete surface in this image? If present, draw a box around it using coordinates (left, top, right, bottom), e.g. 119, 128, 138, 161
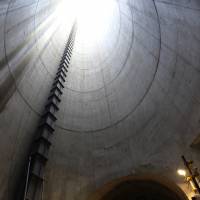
0, 0, 200, 199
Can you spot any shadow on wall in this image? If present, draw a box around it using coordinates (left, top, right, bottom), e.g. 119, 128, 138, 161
88, 175, 188, 200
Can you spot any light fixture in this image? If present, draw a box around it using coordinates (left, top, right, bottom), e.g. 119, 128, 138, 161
177, 169, 186, 177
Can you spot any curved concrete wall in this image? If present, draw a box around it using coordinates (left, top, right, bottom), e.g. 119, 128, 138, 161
0, 0, 200, 199
0, 0, 73, 198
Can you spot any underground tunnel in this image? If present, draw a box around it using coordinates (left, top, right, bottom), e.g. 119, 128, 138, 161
0, 0, 200, 199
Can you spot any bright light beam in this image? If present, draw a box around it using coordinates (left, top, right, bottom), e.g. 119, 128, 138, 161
55, 0, 116, 43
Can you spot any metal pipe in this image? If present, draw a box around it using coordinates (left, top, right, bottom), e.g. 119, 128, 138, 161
181, 155, 200, 194
23, 156, 32, 200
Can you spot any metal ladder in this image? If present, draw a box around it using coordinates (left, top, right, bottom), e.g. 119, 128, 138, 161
22, 22, 77, 200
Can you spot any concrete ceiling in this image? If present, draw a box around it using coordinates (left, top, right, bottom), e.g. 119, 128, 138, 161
0, 0, 200, 199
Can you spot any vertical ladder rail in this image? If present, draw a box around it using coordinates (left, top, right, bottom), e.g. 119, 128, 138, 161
23, 156, 32, 200
23, 22, 77, 200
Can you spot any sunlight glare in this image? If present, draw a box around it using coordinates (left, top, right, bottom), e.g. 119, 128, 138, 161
56, 0, 116, 42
